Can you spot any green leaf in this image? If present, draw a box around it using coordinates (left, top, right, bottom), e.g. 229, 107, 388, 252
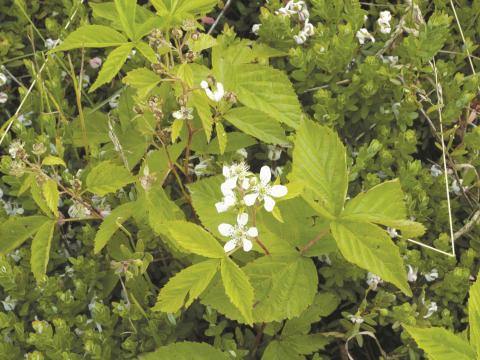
151, 0, 218, 18
115, 0, 136, 40
0, 216, 50, 254
51, 25, 127, 52
224, 107, 288, 145
86, 161, 136, 196
404, 325, 476, 360
231, 64, 303, 129
42, 179, 59, 217
187, 33, 217, 52
292, 120, 347, 217
123, 68, 161, 98
94, 202, 136, 253
220, 257, 254, 325
143, 186, 184, 233
331, 220, 411, 296
342, 180, 425, 237
190, 92, 213, 141
263, 334, 330, 360
166, 221, 225, 258
215, 122, 227, 155
262, 340, 303, 360
153, 259, 220, 313
89, 43, 134, 92
139, 342, 228, 360
30, 220, 56, 281
135, 42, 158, 63
469, 274, 480, 354
41, 156, 66, 167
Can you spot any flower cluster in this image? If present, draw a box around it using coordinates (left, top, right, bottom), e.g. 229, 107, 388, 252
200, 78, 225, 102
216, 162, 288, 253
274, 1, 315, 45
377, 10, 392, 34
356, 28, 375, 45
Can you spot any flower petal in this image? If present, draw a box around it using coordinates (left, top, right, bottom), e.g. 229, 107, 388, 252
222, 165, 230, 177
215, 201, 229, 213
200, 80, 209, 89
269, 185, 288, 198
172, 110, 182, 119
247, 227, 258, 238
244, 193, 259, 206
205, 88, 215, 101
242, 239, 253, 252
237, 212, 249, 226
223, 194, 236, 207
224, 239, 237, 252
221, 176, 237, 194
260, 166, 271, 185
218, 223, 234, 236
264, 196, 275, 212
214, 83, 225, 101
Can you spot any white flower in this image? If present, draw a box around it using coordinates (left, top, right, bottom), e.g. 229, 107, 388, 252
0, 73, 7, 86
68, 202, 91, 218
89, 57, 102, 69
172, 106, 194, 120
424, 268, 439, 282
2, 296, 17, 311
294, 33, 307, 45
236, 148, 248, 159
45, 38, 61, 50
244, 166, 288, 212
215, 191, 237, 213
109, 94, 121, 109
251, 24, 261, 35
200, 80, 225, 102
356, 28, 375, 45
347, 314, 364, 324
430, 164, 442, 177
218, 213, 258, 252
267, 145, 282, 161
424, 301, 438, 318
18, 112, 33, 127
386, 227, 398, 239
451, 179, 464, 195
366, 272, 383, 290
303, 22, 315, 36
4, 201, 24, 216
377, 10, 392, 34
407, 265, 418, 282
8, 140, 24, 159
0, 92, 8, 104
221, 162, 251, 194
80, 74, 90, 88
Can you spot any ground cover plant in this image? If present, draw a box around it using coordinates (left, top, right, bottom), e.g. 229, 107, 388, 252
0, 0, 479, 359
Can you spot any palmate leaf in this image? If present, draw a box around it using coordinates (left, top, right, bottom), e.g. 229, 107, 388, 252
151, 0, 218, 18
291, 120, 347, 218
404, 325, 476, 360
153, 259, 219, 313
122, 68, 161, 99
114, 0, 136, 40
139, 342, 228, 360
330, 220, 411, 296
86, 161, 136, 196
469, 274, 480, 354
51, 25, 127, 52
30, 220, 56, 281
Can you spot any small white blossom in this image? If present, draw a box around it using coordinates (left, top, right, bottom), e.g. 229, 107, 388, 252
2, 296, 17, 311
89, 57, 102, 69
366, 272, 383, 290
215, 190, 237, 213
221, 162, 251, 194
109, 94, 121, 109
244, 166, 288, 212
451, 179, 464, 195
0, 73, 7, 86
251, 24, 261, 35
424, 268, 439, 282
377, 10, 392, 34
8, 140, 24, 159
347, 314, 364, 324
172, 106, 194, 120
68, 202, 91, 218
45, 38, 61, 50
424, 301, 438, 318
4, 201, 24, 216
200, 80, 225, 102
18, 112, 33, 127
407, 265, 418, 282
0, 92, 8, 104
356, 28, 375, 45
236, 148, 248, 159
387, 227, 399, 239
430, 164, 442, 177
8, 249, 21, 263
267, 145, 283, 161
218, 213, 258, 252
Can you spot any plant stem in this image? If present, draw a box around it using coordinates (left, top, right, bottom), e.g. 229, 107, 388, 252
300, 228, 330, 255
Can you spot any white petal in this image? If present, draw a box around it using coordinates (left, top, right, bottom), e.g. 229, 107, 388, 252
264, 196, 276, 212
172, 110, 182, 119
200, 80, 209, 89
222, 165, 230, 177
205, 88, 215, 101
223, 194, 236, 207
218, 223, 234, 236
224, 239, 237, 252
242, 239, 253, 252
215, 201, 229, 213
269, 185, 288, 198
244, 193, 259, 206
221, 177, 237, 194
237, 212, 249, 226
241, 177, 250, 190
247, 227, 258, 237
214, 83, 225, 101
260, 166, 271, 185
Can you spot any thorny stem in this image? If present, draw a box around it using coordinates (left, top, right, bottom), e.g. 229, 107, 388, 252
300, 228, 330, 255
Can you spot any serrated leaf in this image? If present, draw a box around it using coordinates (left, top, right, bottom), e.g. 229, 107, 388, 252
469, 274, 480, 354
86, 161, 136, 196
135, 42, 158, 63
166, 221, 225, 258
231, 64, 303, 129
153, 259, 219, 313
220, 257, 254, 325
115, 0, 136, 40
94, 202, 136, 253
89, 43, 134, 92
123, 68, 160, 98
292, 120, 347, 217
188, 33, 217, 52
139, 342, 228, 360
151, 0, 218, 19
330, 220, 412, 296
190, 92, 213, 141
31, 182, 53, 217
41, 156, 66, 167
171, 119, 183, 143
224, 107, 288, 144
30, 220, 56, 281
404, 325, 476, 360
143, 186, 184, 233
51, 25, 127, 52
42, 179, 59, 217
342, 180, 425, 237
215, 122, 227, 154
0, 216, 50, 254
